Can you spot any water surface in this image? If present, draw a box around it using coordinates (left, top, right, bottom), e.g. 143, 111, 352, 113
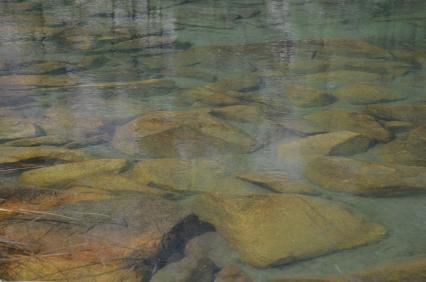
0, 0, 425, 281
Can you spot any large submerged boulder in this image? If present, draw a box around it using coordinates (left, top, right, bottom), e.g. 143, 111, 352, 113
301, 108, 391, 142
189, 193, 385, 268
129, 159, 265, 194
277, 131, 372, 169
0, 108, 39, 141
370, 126, 426, 166
305, 156, 426, 196
112, 110, 256, 157
19, 159, 128, 188
335, 83, 405, 105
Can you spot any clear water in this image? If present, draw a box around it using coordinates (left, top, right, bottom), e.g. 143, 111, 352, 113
0, 0, 425, 281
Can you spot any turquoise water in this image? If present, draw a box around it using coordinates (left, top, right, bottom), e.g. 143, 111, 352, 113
0, 0, 425, 281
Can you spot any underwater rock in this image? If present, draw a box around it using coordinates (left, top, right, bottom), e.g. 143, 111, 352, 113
76, 78, 175, 91
370, 126, 426, 166
215, 266, 253, 282
0, 187, 112, 221
335, 83, 405, 104
2, 256, 141, 282
383, 120, 414, 134
269, 278, 337, 282
130, 159, 264, 194
235, 171, 318, 195
180, 75, 260, 106
367, 103, 426, 125
276, 118, 327, 136
322, 56, 413, 77
73, 174, 172, 197
0, 74, 77, 89
106, 35, 177, 51
305, 156, 426, 196
39, 107, 106, 142
112, 110, 256, 157
392, 49, 426, 67
0, 145, 90, 165
5, 135, 69, 146
0, 117, 39, 141
161, 67, 218, 82
0, 195, 191, 276
307, 39, 391, 59
0, 107, 39, 141
181, 86, 245, 106
278, 131, 372, 167
19, 159, 128, 188
207, 74, 261, 92
341, 256, 426, 282
302, 71, 383, 87
285, 84, 336, 107
150, 256, 215, 282
185, 232, 240, 268
301, 108, 391, 142
270, 256, 426, 282
189, 193, 385, 268
0, 90, 36, 106
210, 104, 264, 123
16, 60, 70, 75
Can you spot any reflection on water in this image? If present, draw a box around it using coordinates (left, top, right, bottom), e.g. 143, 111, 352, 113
0, 0, 425, 281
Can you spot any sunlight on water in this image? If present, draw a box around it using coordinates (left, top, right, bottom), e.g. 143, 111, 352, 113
0, 0, 425, 281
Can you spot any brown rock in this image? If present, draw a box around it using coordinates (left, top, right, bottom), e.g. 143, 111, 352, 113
285, 84, 336, 108
277, 131, 372, 167
383, 120, 414, 133
305, 156, 426, 196
0, 108, 39, 141
112, 110, 256, 157
335, 83, 405, 105
211, 104, 264, 123
73, 174, 171, 197
190, 193, 385, 268
19, 159, 128, 188
130, 159, 265, 194
367, 103, 426, 125
39, 107, 106, 142
5, 135, 69, 146
303, 108, 391, 142
370, 126, 426, 166
0, 74, 77, 89
0, 146, 90, 165
344, 256, 426, 282
150, 256, 215, 282
303, 71, 383, 87
216, 266, 253, 282
185, 232, 240, 268
235, 171, 318, 195
269, 256, 426, 282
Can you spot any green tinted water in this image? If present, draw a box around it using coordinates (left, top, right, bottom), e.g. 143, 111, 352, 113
0, 0, 425, 281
